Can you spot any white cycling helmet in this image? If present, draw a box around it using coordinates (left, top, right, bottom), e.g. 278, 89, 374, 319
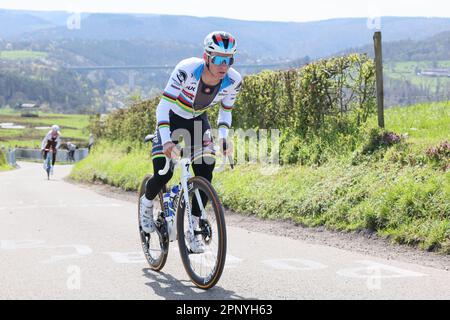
51, 124, 60, 132
204, 31, 237, 55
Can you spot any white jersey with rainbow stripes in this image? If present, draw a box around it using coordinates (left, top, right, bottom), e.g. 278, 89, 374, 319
156, 57, 242, 145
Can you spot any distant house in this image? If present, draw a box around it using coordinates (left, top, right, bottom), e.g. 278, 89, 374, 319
16, 103, 40, 117
419, 69, 450, 78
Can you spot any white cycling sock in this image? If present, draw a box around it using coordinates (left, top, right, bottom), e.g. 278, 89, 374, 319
140, 195, 153, 207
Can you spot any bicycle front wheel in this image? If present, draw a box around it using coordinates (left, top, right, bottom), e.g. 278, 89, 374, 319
176, 176, 227, 290
45, 156, 51, 180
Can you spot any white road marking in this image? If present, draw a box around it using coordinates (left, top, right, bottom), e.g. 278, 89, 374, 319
58, 200, 68, 208
0, 239, 47, 249
0, 203, 122, 210
187, 252, 240, 269
103, 249, 243, 268
103, 251, 146, 264
224, 254, 243, 269
0, 205, 38, 210
66, 265, 81, 290
171, 246, 243, 268
261, 258, 328, 271
336, 260, 428, 279
0, 240, 431, 284
0, 240, 93, 263
42, 245, 93, 263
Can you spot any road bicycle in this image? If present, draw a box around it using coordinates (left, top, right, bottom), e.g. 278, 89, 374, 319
42, 148, 53, 180
138, 134, 233, 290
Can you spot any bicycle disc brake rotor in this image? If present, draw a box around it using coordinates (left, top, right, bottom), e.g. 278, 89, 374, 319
200, 219, 212, 245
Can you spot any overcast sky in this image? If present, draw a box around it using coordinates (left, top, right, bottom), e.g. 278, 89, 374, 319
0, 0, 449, 22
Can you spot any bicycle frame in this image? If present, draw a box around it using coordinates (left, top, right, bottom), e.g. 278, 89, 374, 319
159, 157, 208, 239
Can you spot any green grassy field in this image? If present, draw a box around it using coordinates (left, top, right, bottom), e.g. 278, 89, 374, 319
385, 60, 450, 94
0, 50, 48, 60
0, 107, 91, 148
369, 101, 450, 148
70, 101, 450, 254
386, 60, 450, 74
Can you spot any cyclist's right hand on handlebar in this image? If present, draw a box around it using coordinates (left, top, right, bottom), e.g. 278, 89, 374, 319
163, 142, 179, 159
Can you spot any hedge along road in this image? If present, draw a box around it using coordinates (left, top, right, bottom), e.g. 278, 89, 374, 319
0, 161, 449, 299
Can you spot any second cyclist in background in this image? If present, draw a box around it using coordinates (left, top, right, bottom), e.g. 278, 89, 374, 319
41, 124, 61, 175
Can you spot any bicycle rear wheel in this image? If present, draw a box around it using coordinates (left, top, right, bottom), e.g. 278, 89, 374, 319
176, 176, 227, 290
138, 174, 169, 271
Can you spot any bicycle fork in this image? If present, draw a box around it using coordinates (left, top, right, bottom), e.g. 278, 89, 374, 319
179, 159, 207, 237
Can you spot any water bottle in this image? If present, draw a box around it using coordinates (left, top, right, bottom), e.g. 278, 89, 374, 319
170, 185, 180, 199
162, 192, 170, 211
164, 191, 176, 241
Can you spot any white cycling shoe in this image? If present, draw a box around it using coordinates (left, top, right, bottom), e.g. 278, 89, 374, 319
140, 195, 155, 233
188, 217, 205, 254
188, 232, 205, 254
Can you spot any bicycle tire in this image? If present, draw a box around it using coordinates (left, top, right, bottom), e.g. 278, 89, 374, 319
176, 176, 227, 290
45, 154, 51, 180
138, 174, 169, 271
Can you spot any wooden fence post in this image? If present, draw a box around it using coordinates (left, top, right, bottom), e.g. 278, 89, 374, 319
374, 31, 385, 128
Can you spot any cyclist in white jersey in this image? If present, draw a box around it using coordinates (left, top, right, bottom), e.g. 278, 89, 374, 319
41, 124, 61, 175
139, 31, 242, 253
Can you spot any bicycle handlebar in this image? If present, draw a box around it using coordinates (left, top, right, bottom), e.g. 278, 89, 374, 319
158, 144, 182, 176
157, 141, 234, 176
159, 154, 234, 175
158, 157, 174, 176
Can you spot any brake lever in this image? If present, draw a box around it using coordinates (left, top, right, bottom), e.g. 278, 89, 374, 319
222, 140, 234, 170
214, 141, 234, 172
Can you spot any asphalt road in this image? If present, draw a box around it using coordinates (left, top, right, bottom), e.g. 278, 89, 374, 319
0, 162, 449, 299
